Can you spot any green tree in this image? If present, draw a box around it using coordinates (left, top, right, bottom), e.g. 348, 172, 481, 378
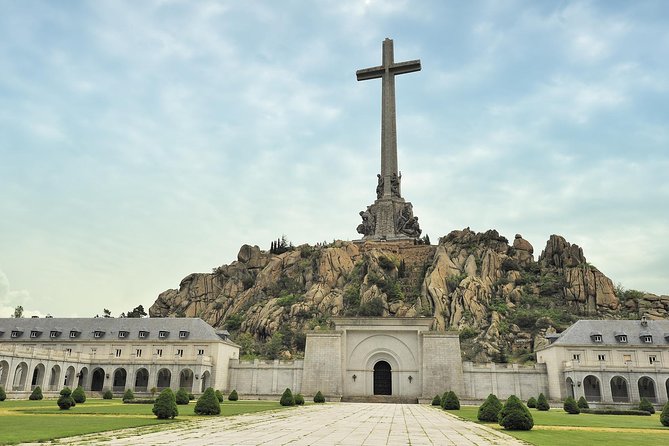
639, 397, 655, 414
498, 395, 533, 431
536, 393, 549, 411
126, 305, 147, 318
57, 387, 75, 410
294, 393, 305, 405
563, 396, 580, 414
441, 391, 460, 410
152, 388, 178, 419
577, 396, 589, 409
526, 397, 537, 408
103, 390, 113, 399
0, 386, 6, 401
660, 401, 669, 426
29, 386, 43, 400
72, 386, 86, 403
431, 394, 441, 406
215, 389, 224, 402
313, 391, 325, 403
123, 388, 134, 402
194, 387, 221, 415
478, 394, 503, 422
175, 388, 190, 405
280, 388, 295, 406
228, 389, 239, 401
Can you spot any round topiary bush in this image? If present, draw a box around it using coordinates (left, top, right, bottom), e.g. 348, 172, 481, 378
563, 396, 580, 414
29, 386, 43, 400
499, 395, 534, 431
577, 396, 589, 409
536, 393, 549, 411
175, 388, 190, 405
661, 402, 669, 426
188, 393, 195, 400
478, 394, 503, 422
152, 388, 178, 419
441, 391, 460, 410
194, 387, 221, 415
431, 394, 441, 406
123, 388, 134, 402
295, 393, 305, 405
639, 397, 655, 414
72, 386, 86, 404
0, 386, 6, 401
57, 387, 75, 410
527, 397, 537, 408
103, 390, 113, 400
228, 389, 239, 401
280, 388, 295, 406
313, 391, 325, 403
215, 390, 224, 402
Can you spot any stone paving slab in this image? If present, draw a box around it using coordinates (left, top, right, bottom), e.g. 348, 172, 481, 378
22, 403, 527, 446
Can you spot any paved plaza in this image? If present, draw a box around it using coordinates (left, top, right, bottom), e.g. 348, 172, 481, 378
26, 403, 527, 446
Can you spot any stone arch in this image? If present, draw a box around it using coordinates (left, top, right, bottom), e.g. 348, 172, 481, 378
157, 368, 171, 389
91, 367, 105, 392
13, 362, 28, 390
638, 376, 657, 403
77, 367, 88, 388
373, 360, 392, 395
113, 368, 127, 391
565, 377, 575, 399
200, 371, 210, 393
134, 368, 149, 391
583, 375, 602, 402
610, 376, 629, 402
64, 366, 76, 387
179, 368, 194, 390
0, 360, 9, 388
48, 365, 61, 390
31, 363, 46, 389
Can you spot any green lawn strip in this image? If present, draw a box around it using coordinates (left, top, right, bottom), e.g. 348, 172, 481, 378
508, 430, 669, 446
447, 406, 666, 430
0, 414, 176, 445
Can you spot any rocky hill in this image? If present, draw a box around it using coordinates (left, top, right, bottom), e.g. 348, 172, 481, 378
149, 228, 669, 362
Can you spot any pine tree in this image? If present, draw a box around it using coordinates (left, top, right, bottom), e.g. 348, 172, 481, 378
194, 387, 221, 415
577, 396, 589, 409
536, 393, 549, 411
228, 389, 239, 401
563, 396, 580, 414
498, 395, 533, 430
478, 394, 503, 422
280, 388, 295, 406
152, 388, 178, 419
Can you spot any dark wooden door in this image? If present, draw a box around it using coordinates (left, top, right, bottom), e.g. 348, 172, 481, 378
373, 361, 392, 395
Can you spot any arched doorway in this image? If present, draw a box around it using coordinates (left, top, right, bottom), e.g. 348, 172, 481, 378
201, 371, 210, 393
113, 368, 127, 391
64, 366, 75, 387
373, 361, 392, 395
31, 363, 45, 389
78, 367, 88, 388
611, 376, 629, 402
0, 360, 9, 388
13, 362, 28, 391
566, 377, 575, 399
48, 365, 61, 391
135, 368, 149, 392
583, 375, 601, 401
179, 369, 193, 390
157, 368, 171, 389
638, 376, 657, 403
91, 368, 105, 392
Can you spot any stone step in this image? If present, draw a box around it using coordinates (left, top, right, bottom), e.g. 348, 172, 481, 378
340, 395, 419, 404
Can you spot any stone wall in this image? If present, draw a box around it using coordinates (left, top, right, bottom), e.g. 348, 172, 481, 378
421, 333, 464, 397
462, 361, 548, 400
300, 332, 342, 397
227, 358, 303, 396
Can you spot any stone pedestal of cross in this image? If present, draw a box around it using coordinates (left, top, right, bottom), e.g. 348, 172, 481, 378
355, 38, 423, 241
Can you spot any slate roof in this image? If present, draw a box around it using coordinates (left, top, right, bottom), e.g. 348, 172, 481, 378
0, 318, 226, 342
546, 319, 669, 347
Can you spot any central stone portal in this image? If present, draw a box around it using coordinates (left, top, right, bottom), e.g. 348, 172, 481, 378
355, 38, 422, 241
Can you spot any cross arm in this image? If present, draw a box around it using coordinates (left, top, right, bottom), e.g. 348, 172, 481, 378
389, 60, 421, 75
356, 66, 384, 81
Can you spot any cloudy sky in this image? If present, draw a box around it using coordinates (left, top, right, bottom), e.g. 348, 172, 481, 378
1, 0, 668, 318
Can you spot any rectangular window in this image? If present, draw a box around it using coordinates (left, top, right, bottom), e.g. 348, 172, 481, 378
623, 354, 632, 363
139, 331, 147, 338
197, 349, 205, 355
115, 349, 122, 357
176, 349, 184, 357
159, 331, 168, 338
593, 335, 602, 342
65, 348, 72, 355
649, 355, 657, 364
30, 331, 38, 338
156, 348, 163, 357
618, 335, 628, 343
136, 349, 142, 358
10, 331, 19, 338
70, 331, 78, 338
94, 331, 102, 338
50, 331, 59, 338
572, 354, 580, 361
597, 354, 606, 361
118, 331, 127, 338
642, 335, 653, 343
179, 331, 188, 338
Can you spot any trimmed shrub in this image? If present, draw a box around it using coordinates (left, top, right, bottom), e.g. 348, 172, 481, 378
577, 396, 589, 409
0, 386, 6, 401
189, 393, 195, 401
280, 388, 295, 406
478, 394, 503, 422
499, 395, 534, 431
152, 388, 178, 419
313, 391, 325, 403
563, 396, 580, 414
228, 389, 239, 401
175, 388, 190, 405
580, 408, 651, 416
431, 394, 441, 406
124, 399, 156, 404
194, 387, 221, 415
57, 387, 75, 410
536, 393, 549, 411
526, 397, 537, 408
441, 391, 460, 410
639, 397, 655, 414
29, 386, 43, 400
661, 402, 669, 426
215, 390, 224, 402
72, 386, 86, 404
295, 393, 305, 405
103, 390, 113, 400
123, 388, 135, 402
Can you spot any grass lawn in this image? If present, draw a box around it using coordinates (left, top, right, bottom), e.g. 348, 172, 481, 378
445, 406, 669, 446
0, 398, 289, 445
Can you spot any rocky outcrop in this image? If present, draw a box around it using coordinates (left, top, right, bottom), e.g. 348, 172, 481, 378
149, 229, 659, 361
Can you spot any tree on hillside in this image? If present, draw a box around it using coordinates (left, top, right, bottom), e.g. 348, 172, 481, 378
126, 305, 147, 318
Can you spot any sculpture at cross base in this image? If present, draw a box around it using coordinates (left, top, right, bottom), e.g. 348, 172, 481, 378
355, 38, 422, 241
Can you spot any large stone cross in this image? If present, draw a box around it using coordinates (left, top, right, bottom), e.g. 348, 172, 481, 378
357, 38, 421, 199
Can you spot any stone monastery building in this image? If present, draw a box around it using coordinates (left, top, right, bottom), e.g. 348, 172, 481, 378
1, 316, 668, 408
